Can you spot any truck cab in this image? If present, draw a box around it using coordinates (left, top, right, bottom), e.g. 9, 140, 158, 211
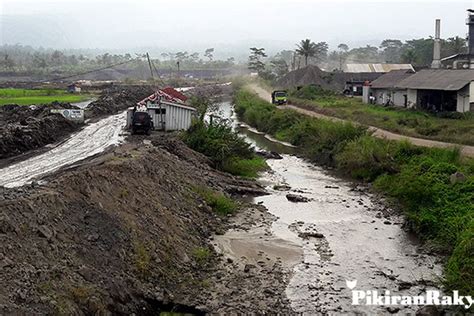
271, 90, 288, 105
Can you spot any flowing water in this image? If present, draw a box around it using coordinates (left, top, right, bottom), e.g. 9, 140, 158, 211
214, 102, 443, 314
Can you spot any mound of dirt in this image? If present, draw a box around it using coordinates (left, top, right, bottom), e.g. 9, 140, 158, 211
0, 102, 80, 159
0, 134, 289, 315
85, 85, 154, 118
276, 65, 383, 92
276, 65, 342, 91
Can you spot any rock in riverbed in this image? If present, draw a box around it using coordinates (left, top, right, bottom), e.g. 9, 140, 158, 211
286, 193, 311, 203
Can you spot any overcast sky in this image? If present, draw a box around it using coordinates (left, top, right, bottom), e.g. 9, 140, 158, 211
1, 0, 473, 55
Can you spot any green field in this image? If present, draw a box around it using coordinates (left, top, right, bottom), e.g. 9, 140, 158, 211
288, 86, 474, 146
0, 88, 92, 105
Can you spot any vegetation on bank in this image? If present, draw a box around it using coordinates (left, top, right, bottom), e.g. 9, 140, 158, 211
182, 120, 267, 178
288, 85, 474, 146
0, 88, 92, 105
234, 88, 474, 296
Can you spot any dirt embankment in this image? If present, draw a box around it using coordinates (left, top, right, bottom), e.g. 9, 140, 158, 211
0, 86, 154, 162
0, 134, 291, 315
0, 103, 80, 160
85, 85, 153, 119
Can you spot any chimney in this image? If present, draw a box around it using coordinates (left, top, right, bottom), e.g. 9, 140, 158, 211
431, 19, 441, 69
467, 10, 474, 67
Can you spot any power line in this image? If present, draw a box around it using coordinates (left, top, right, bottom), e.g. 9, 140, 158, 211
40, 58, 138, 83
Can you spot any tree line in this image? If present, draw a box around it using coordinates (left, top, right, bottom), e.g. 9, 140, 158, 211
248, 36, 468, 80
0, 45, 235, 75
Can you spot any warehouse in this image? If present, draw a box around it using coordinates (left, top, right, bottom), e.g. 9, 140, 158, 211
396, 69, 474, 112
362, 69, 414, 106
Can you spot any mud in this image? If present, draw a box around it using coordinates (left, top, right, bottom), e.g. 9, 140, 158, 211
0, 103, 81, 159
213, 101, 445, 314
0, 134, 291, 314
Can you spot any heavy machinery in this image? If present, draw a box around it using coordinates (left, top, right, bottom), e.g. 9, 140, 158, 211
131, 110, 154, 135
271, 90, 288, 105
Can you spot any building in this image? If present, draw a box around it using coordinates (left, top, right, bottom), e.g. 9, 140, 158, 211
128, 87, 197, 131
67, 83, 81, 93
345, 63, 415, 73
396, 69, 474, 112
362, 69, 414, 106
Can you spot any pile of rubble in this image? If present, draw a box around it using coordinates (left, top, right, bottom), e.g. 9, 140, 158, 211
0, 102, 80, 160
85, 85, 154, 118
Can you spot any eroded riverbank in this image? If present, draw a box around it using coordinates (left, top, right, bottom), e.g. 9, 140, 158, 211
213, 101, 444, 314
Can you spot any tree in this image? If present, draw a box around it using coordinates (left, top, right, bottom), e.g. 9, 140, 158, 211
204, 48, 214, 61
402, 38, 433, 66
248, 47, 267, 73
401, 48, 417, 64
313, 42, 329, 63
442, 36, 467, 57
270, 59, 289, 78
380, 39, 403, 63
296, 39, 317, 66
337, 43, 349, 52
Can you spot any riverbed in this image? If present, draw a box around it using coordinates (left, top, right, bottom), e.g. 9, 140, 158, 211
213, 101, 443, 314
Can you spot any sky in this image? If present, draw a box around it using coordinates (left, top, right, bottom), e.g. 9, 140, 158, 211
1, 0, 473, 56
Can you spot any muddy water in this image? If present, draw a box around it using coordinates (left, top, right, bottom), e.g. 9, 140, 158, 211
0, 112, 125, 188
214, 102, 443, 314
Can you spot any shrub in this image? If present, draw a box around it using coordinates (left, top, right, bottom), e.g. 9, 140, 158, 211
222, 156, 267, 178
195, 187, 237, 216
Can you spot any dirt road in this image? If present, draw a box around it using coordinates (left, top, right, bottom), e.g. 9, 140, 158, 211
248, 84, 474, 157
0, 112, 125, 188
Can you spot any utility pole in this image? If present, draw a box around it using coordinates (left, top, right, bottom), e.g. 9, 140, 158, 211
176, 61, 180, 79
146, 52, 155, 85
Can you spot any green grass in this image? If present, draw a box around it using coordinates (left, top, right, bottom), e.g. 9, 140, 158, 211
194, 187, 237, 216
235, 88, 474, 296
0, 88, 92, 105
288, 85, 474, 146
222, 156, 268, 178
182, 120, 268, 178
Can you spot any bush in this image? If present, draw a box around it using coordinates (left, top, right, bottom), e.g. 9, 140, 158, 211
195, 187, 237, 216
290, 85, 337, 100
222, 156, 267, 178
182, 119, 253, 167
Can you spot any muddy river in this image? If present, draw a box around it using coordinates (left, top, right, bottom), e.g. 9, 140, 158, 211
214, 102, 443, 314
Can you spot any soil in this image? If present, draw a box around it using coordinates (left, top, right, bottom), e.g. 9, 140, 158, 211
0, 102, 80, 160
0, 85, 154, 162
0, 133, 291, 314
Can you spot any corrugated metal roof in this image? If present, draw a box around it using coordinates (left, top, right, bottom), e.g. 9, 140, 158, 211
396, 69, 474, 91
370, 69, 414, 89
346, 63, 414, 73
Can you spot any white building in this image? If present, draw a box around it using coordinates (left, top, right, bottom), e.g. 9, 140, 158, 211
146, 101, 197, 131
363, 69, 474, 113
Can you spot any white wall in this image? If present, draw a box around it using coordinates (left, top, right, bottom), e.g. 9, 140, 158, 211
165, 105, 195, 131
457, 84, 470, 113
407, 89, 417, 109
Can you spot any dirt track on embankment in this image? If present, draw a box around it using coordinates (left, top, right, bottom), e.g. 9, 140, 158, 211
248, 84, 474, 158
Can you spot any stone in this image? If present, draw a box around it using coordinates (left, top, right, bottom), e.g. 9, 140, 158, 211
450, 171, 467, 184
286, 194, 310, 203
37, 225, 53, 240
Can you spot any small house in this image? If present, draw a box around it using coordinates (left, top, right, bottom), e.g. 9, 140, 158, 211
127, 87, 197, 131
362, 69, 414, 106
67, 83, 81, 93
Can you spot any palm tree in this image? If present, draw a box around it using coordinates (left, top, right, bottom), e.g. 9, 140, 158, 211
296, 39, 317, 66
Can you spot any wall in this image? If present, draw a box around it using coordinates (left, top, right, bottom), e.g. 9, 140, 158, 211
407, 89, 417, 108
165, 105, 195, 131
372, 88, 406, 107
457, 84, 470, 113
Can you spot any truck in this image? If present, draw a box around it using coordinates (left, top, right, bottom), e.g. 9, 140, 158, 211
130, 110, 154, 135
271, 90, 288, 105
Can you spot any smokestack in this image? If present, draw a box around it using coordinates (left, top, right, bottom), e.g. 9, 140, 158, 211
467, 10, 474, 67
431, 19, 441, 69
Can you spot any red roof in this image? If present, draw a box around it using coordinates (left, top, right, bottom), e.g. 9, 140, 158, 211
161, 87, 188, 102
137, 87, 188, 106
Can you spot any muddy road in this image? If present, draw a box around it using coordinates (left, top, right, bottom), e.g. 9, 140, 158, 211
0, 112, 125, 188
214, 101, 443, 314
